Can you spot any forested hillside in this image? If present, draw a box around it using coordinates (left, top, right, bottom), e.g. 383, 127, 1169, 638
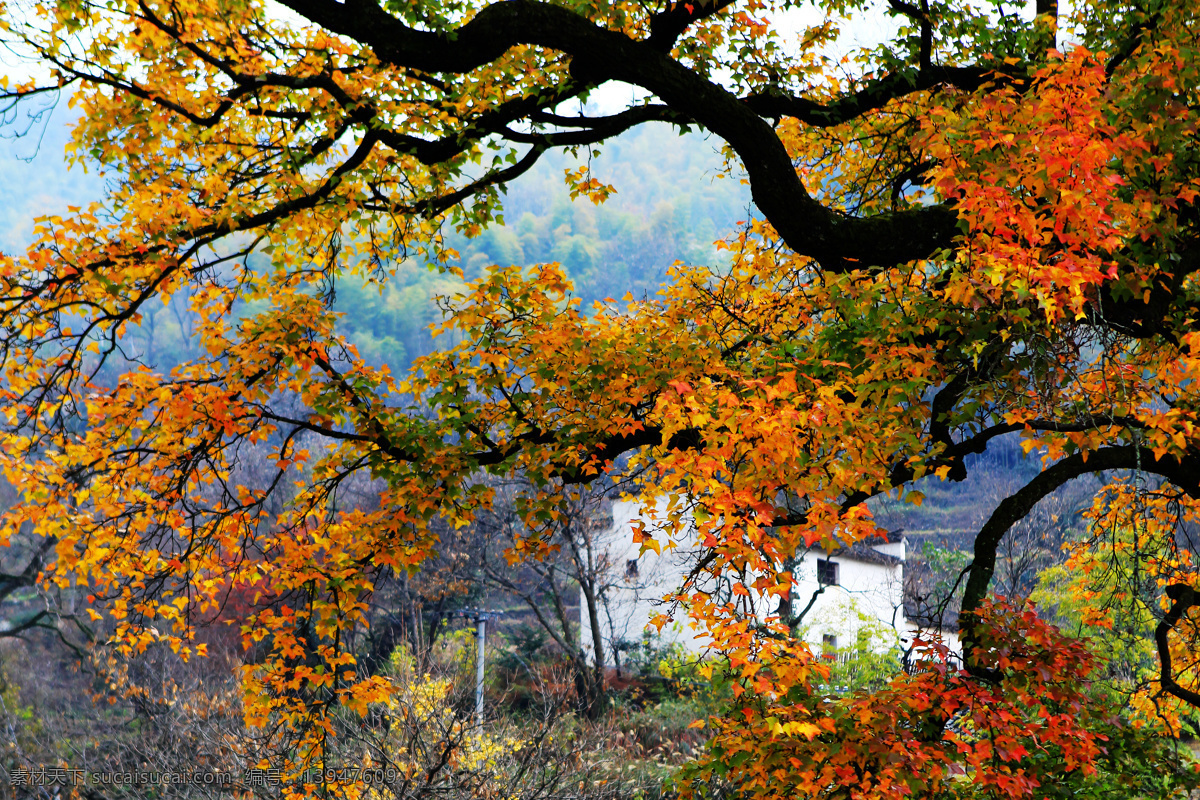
0, 114, 749, 369
334, 124, 750, 365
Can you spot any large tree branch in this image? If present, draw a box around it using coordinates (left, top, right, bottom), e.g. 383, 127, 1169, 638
1091, 235, 1200, 345
277, 0, 962, 270
0, 536, 55, 603
742, 66, 1001, 128
1155, 584, 1200, 707
960, 446, 1200, 679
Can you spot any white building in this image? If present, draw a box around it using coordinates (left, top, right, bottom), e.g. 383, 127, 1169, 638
582, 500, 917, 666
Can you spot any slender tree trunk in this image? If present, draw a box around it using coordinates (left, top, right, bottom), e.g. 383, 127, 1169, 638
575, 581, 608, 719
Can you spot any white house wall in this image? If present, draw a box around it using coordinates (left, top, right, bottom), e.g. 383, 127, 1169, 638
790, 548, 906, 656
580, 500, 910, 664
581, 500, 710, 661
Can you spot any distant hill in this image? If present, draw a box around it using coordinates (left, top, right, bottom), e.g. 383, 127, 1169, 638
0, 98, 105, 253
0, 107, 750, 368
456, 123, 752, 305
335, 123, 753, 365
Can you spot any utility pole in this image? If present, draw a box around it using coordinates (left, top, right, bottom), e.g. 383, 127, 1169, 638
454, 608, 503, 725
474, 615, 486, 724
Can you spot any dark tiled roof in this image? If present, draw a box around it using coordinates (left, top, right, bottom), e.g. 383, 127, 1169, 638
822, 529, 905, 566
828, 541, 902, 566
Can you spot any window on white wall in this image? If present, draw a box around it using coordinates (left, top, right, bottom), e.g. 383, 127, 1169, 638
822, 634, 838, 661
817, 558, 839, 586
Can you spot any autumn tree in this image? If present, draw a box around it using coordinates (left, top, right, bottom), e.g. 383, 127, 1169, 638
2, 0, 1200, 795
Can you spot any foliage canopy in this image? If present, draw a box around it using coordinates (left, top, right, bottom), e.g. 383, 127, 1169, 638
2, 0, 1200, 794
